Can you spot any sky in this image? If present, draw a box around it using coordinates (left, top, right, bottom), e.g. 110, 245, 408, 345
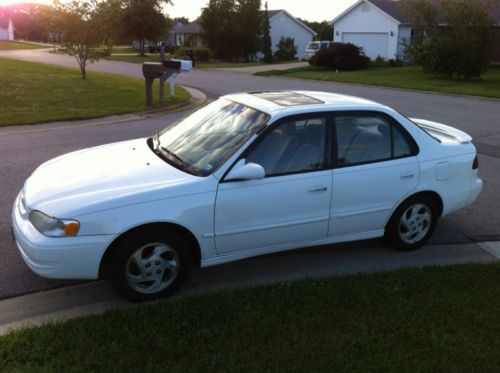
0, 0, 358, 22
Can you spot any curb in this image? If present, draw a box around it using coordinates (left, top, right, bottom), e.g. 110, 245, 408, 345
0, 241, 498, 336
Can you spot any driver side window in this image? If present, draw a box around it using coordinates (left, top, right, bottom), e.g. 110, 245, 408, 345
246, 116, 329, 177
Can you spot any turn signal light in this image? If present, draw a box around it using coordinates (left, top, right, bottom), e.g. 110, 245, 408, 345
64, 222, 80, 236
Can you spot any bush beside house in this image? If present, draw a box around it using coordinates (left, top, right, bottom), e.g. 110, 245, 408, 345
274, 36, 297, 61
309, 42, 370, 71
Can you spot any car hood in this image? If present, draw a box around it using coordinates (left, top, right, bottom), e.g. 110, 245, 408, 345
23, 138, 204, 217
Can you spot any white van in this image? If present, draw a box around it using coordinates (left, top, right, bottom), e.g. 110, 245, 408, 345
303, 41, 334, 60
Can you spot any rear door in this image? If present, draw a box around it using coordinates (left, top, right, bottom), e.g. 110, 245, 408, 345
329, 112, 420, 236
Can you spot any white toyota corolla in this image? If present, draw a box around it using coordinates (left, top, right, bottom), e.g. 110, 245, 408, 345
12, 91, 482, 301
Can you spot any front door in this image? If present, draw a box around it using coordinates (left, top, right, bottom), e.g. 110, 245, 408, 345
215, 114, 333, 255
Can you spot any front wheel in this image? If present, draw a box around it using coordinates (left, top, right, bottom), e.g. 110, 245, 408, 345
386, 196, 438, 251
109, 229, 191, 302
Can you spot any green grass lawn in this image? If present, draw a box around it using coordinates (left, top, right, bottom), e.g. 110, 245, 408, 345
256, 65, 500, 99
0, 263, 499, 371
0, 57, 190, 126
0, 41, 51, 50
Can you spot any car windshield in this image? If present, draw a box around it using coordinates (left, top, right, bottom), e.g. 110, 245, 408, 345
155, 99, 270, 176
307, 42, 320, 50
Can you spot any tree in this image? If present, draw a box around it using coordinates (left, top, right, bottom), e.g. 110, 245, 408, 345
298, 19, 333, 41
401, 0, 496, 78
52, 1, 111, 80
261, 1, 273, 62
122, 0, 171, 56
4, 3, 55, 42
173, 17, 189, 24
199, 0, 261, 61
236, 0, 262, 60
274, 36, 297, 61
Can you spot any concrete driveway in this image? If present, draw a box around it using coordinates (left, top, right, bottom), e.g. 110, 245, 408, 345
0, 48, 499, 300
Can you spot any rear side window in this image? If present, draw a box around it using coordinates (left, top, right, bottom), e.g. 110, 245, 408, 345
335, 114, 416, 167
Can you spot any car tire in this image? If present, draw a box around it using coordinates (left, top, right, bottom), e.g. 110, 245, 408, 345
385, 195, 438, 251
109, 228, 191, 302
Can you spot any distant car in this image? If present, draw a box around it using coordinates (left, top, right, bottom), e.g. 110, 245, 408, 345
304, 40, 334, 60
12, 91, 482, 301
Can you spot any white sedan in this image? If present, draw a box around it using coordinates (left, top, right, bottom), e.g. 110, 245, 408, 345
12, 91, 483, 301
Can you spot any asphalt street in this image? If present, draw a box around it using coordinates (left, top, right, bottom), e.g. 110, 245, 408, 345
0, 49, 499, 299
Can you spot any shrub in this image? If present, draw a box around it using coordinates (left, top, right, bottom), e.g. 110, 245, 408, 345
402, 0, 496, 79
175, 47, 212, 62
370, 56, 389, 68
194, 47, 212, 62
274, 37, 297, 61
309, 42, 370, 71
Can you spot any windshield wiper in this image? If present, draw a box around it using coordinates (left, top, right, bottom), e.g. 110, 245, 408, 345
161, 146, 186, 166
154, 135, 198, 175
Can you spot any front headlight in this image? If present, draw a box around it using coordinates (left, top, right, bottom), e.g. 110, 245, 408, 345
29, 210, 80, 237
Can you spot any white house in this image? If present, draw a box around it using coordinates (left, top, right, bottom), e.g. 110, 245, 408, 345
331, 0, 411, 60
170, 10, 316, 59
267, 9, 316, 59
0, 13, 14, 41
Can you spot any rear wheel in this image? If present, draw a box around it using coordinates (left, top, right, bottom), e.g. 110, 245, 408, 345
386, 196, 438, 251
109, 229, 191, 302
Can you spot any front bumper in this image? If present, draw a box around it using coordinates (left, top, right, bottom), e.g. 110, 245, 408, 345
11, 191, 116, 279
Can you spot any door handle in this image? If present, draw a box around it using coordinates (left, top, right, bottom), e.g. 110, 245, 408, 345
308, 186, 328, 193
400, 172, 415, 179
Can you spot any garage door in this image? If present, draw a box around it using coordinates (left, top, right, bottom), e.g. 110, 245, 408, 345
342, 33, 388, 60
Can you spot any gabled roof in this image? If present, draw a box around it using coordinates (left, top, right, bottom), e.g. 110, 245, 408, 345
331, 0, 402, 25
268, 9, 317, 35
173, 20, 201, 34
369, 0, 410, 23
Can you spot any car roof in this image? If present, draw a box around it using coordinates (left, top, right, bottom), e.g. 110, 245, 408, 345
223, 91, 387, 117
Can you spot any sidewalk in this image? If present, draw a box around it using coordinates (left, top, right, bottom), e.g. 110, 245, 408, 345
1, 241, 498, 335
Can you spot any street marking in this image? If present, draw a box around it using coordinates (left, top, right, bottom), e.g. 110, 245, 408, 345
477, 242, 500, 259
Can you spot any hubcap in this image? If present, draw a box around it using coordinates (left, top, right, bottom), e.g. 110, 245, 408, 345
125, 242, 180, 294
398, 203, 432, 244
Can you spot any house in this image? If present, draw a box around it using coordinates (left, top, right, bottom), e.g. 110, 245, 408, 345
331, 0, 411, 60
332, 0, 500, 61
166, 22, 185, 46
267, 9, 316, 59
0, 11, 14, 41
172, 20, 204, 48
169, 10, 316, 59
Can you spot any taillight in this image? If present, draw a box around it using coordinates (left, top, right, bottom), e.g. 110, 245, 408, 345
472, 155, 479, 170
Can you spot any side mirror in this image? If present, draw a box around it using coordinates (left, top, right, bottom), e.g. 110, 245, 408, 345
225, 159, 265, 181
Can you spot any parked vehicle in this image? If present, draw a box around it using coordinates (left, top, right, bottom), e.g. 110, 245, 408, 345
12, 91, 483, 301
303, 41, 334, 60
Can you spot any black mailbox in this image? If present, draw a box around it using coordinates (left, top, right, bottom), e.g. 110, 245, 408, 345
163, 60, 181, 70
142, 62, 166, 78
